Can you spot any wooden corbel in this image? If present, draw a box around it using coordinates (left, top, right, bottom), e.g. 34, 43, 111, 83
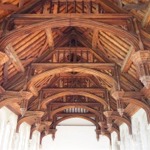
16, 111, 44, 132
131, 50, 150, 89
103, 111, 113, 130
98, 121, 106, 135
111, 90, 124, 116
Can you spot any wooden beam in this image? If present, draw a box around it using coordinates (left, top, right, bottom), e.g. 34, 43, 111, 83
121, 45, 135, 72
12, 13, 132, 19
3, 61, 9, 84
3, 72, 24, 89
43, 2, 54, 48
74, 30, 110, 62
117, 0, 122, 8
0, 90, 33, 100
52, 0, 95, 2
56, 113, 96, 117
0, 0, 41, 22
50, 102, 101, 107
53, 3, 58, 14
92, 29, 99, 49
142, 2, 150, 28
122, 73, 143, 89
16, 0, 42, 14
31, 63, 115, 70
19, 0, 25, 8
96, 0, 125, 13
35, 31, 69, 63
4, 44, 25, 72
45, 28, 54, 48
0, 86, 5, 94
0, 51, 9, 65
55, 47, 90, 51
43, 88, 105, 93
0, 4, 18, 11
123, 3, 147, 10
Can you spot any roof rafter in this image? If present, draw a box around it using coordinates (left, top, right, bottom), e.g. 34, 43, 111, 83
142, 2, 150, 28
43, 1, 54, 48
5, 44, 25, 72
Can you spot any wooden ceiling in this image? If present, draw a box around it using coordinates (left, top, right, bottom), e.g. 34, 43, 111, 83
0, 0, 150, 140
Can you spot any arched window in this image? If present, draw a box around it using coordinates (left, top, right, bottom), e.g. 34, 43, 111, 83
0, 107, 18, 150
132, 108, 150, 150
99, 135, 111, 150
42, 118, 111, 150
17, 122, 31, 150
42, 134, 54, 150
29, 130, 41, 150
111, 131, 120, 150
120, 123, 133, 150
